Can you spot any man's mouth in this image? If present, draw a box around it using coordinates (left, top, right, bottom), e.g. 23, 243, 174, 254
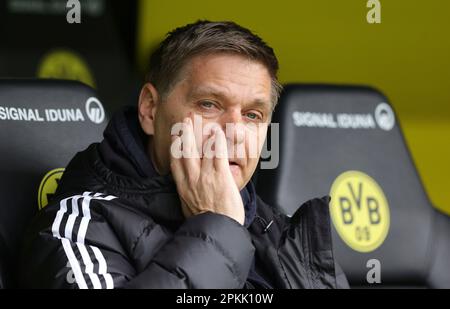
228, 160, 242, 176
228, 158, 243, 167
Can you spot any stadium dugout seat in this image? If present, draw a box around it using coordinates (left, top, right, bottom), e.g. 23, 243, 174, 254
0, 79, 107, 288
0, 0, 138, 114
256, 84, 450, 288
0, 227, 7, 289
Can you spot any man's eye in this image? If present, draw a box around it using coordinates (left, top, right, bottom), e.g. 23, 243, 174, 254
200, 101, 215, 109
245, 112, 262, 121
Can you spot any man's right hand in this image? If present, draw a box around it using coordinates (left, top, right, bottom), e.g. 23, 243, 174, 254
170, 117, 245, 226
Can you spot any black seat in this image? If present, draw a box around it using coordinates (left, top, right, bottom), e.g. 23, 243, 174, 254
0, 0, 138, 114
0, 227, 7, 289
256, 84, 450, 288
0, 80, 107, 288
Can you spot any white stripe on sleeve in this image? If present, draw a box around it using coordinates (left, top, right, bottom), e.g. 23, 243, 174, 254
51, 192, 117, 289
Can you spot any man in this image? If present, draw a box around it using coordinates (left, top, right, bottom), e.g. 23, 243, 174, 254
18, 21, 348, 289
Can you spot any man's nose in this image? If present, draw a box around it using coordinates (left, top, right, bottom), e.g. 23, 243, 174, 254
220, 109, 245, 146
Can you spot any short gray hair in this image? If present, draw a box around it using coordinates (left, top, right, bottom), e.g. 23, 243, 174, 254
146, 20, 282, 108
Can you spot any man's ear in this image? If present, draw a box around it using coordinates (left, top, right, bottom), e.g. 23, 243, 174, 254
138, 83, 159, 135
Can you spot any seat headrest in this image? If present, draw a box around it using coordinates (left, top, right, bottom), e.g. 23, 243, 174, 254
0, 79, 107, 258
257, 84, 434, 286
0, 1, 137, 113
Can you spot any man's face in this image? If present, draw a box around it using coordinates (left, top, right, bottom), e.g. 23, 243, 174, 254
140, 53, 273, 190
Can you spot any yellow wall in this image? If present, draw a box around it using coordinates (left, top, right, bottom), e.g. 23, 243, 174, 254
137, 0, 450, 214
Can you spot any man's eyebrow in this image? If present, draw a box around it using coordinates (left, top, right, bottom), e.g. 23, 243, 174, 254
188, 86, 229, 100
248, 99, 272, 111
188, 86, 272, 110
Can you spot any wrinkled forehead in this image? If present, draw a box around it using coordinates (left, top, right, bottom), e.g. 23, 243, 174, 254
182, 54, 272, 105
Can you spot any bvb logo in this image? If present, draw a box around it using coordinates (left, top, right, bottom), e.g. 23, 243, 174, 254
330, 171, 390, 253
38, 169, 65, 210
37, 49, 96, 88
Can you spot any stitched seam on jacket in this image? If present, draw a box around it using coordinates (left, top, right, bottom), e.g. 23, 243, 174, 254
277, 233, 293, 289
131, 222, 157, 255
152, 260, 191, 288
177, 232, 243, 287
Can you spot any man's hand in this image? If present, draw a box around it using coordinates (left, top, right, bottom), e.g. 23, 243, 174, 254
170, 117, 245, 225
